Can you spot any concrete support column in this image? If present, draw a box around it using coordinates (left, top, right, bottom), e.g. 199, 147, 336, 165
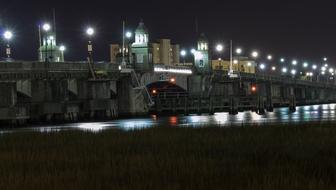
265, 82, 274, 112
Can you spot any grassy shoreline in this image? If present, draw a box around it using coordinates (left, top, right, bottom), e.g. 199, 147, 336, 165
1, 124, 336, 189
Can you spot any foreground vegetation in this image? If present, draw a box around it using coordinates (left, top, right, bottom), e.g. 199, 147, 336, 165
1, 124, 336, 190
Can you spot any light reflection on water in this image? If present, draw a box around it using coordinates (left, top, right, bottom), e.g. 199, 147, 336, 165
0, 104, 335, 134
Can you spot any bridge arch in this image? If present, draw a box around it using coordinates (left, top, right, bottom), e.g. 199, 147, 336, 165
140, 72, 189, 91
146, 81, 188, 97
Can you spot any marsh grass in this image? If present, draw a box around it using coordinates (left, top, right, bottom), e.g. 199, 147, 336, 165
1, 124, 336, 189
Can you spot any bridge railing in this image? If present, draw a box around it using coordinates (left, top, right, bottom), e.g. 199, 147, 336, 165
213, 71, 336, 87
0, 62, 120, 72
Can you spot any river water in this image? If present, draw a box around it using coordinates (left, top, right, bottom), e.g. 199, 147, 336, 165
1, 104, 336, 134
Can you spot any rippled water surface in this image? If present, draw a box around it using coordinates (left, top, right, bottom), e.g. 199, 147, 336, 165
1, 104, 336, 134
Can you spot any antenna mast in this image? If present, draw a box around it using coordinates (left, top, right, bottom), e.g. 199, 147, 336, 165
53, 8, 57, 43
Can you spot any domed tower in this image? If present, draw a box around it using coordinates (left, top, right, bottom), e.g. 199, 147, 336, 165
194, 33, 211, 74
38, 24, 63, 62
131, 20, 153, 72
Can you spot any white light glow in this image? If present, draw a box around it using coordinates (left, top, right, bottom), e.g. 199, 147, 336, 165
292, 60, 297, 66
216, 44, 224, 52
303, 62, 309, 68
3, 31, 13, 40
291, 69, 297, 75
125, 31, 132, 38
194, 51, 203, 60
180, 50, 187, 57
154, 67, 193, 75
267, 55, 273, 60
252, 51, 259, 58
282, 67, 288, 73
59, 45, 66, 52
42, 23, 51, 31
86, 27, 95, 36
312, 65, 317, 70
236, 48, 242, 54
259, 63, 266, 70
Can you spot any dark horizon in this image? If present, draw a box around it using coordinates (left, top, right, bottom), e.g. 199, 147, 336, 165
0, 0, 335, 64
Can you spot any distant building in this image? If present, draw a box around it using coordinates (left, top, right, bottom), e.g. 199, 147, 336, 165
110, 44, 121, 64
212, 57, 256, 74
152, 39, 180, 65
110, 21, 180, 66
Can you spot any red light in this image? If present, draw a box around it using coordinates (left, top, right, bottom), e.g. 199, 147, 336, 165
252, 86, 257, 92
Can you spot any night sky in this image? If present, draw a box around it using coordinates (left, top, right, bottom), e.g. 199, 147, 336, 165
0, 0, 335, 64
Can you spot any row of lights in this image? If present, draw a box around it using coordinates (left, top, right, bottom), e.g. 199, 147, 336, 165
180, 44, 333, 77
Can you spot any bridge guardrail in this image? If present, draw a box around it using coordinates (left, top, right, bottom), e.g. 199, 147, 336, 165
214, 71, 336, 88
0, 62, 120, 72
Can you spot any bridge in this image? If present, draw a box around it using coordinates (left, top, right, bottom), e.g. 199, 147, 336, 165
1, 60, 335, 125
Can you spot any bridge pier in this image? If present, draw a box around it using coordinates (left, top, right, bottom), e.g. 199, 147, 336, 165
265, 82, 274, 112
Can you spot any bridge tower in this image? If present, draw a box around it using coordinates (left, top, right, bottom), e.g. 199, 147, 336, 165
194, 33, 211, 74
131, 20, 153, 72
38, 24, 62, 63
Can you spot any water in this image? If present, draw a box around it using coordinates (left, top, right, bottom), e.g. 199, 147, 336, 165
1, 104, 336, 134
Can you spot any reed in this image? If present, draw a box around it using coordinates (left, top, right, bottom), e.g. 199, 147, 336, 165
1, 123, 336, 189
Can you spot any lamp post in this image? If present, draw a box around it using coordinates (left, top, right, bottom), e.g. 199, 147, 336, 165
236, 48, 242, 72
251, 51, 259, 74
124, 31, 132, 67
3, 30, 13, 59
180, 50, 187, 64
86, 27, 96, 79
215, 44, 225, 72
59, 45, 66, 62
42, 23, 51, 62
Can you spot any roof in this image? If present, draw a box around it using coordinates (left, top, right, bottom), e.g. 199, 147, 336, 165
135, 20, 148, 34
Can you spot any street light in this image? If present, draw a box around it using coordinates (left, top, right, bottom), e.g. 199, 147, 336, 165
59, 45, 66, 62
86, 27, 95, 36
180, 50, 187, 63
3, 30, 13, 58
303, 62, 309, 68
125, 31, 132, 39
86, 27, 96, 79
282, 67, 288, 74
41, 23, 53, 62
180, 50, 186, 57
42, 23, 51, 32
251, 51, 259, 58
216, 44, 224, 52
235, 48, 242, 55
259, 63, 266, 70
267, 55, 273, 60
191, 48, 196, 54
291, 69, 297, 76
312, 64, 317, 70
323, 57, 328, 62
292, 60, 298, 66
329, 68, 334, 74
280, 58, 285, 63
